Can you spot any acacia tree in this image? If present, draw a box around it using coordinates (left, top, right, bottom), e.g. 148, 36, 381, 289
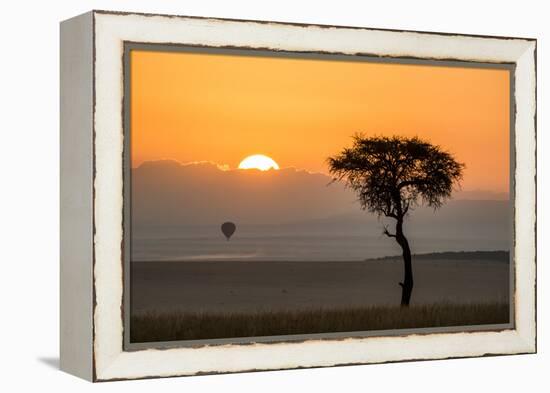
328, 135, 464, 306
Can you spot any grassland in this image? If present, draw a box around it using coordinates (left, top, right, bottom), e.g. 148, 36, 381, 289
130, 302, 509, 343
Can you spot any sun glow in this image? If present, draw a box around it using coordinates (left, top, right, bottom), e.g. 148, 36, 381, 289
238, 155, 280, 171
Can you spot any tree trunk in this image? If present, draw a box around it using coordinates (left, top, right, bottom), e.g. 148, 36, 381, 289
396, 219, 413, 306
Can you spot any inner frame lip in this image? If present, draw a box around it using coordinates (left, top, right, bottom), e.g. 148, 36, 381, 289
121, 41, 516, 351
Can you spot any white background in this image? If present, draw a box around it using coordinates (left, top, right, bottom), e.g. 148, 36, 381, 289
0, 0, 546, 391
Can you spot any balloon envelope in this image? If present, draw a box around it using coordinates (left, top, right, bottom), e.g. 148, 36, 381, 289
221, 222, 236, 240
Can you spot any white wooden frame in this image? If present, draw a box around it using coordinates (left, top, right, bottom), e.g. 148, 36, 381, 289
60, 10, 536, 382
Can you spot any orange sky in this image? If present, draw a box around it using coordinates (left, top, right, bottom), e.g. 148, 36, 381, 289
130, 49, 510, 193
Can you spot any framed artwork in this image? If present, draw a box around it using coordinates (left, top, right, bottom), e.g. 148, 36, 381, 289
60, 10, 536, 381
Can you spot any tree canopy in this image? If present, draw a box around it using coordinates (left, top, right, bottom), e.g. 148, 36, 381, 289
327, 135, 464, 220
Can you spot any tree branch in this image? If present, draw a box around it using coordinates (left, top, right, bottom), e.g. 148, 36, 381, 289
397, 178, 426, 189
403, 201, 410, 215
383, 226, 397, 238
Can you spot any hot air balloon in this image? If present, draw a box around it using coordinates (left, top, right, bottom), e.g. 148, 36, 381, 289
221, 221, 236, 240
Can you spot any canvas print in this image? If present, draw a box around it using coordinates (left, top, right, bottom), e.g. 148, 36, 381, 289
127, 47, 512, 344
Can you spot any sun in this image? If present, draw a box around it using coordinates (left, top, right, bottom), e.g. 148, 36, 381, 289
238, 154, 280, 171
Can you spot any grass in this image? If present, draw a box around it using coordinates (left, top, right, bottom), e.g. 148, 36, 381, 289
130, 302, 509, 343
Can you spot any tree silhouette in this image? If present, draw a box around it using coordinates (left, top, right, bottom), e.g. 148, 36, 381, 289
328, 135, 464, 306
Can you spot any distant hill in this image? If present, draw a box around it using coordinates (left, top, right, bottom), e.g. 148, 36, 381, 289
373, 250, 510, 263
